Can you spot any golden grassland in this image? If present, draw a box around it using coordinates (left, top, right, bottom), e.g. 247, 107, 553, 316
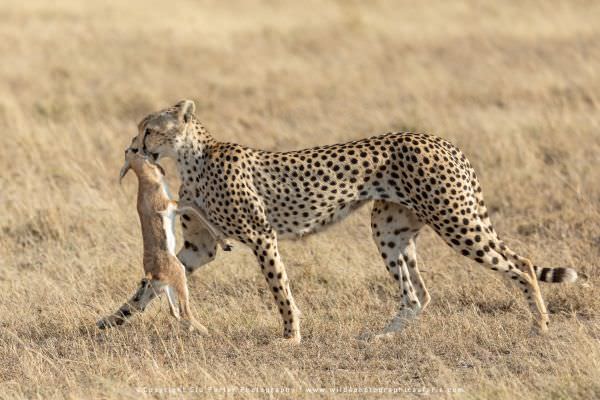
1, 1, 599, 398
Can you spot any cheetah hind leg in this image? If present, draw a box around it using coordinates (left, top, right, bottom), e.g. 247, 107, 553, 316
435, 219, 549, 335
366, 201, 427, 339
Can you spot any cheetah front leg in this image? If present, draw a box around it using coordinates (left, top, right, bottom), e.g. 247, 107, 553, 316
252, 234, 301, 343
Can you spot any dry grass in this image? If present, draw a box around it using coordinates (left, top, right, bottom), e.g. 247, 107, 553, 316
1, 1, 600, 398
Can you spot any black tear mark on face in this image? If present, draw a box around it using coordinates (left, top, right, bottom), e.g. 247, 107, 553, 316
142, 129, 148, 152
139, 132, 164, 174
141, 129, 159, 160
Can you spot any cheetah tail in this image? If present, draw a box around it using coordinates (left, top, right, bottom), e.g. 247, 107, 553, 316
534, 265, 578, 283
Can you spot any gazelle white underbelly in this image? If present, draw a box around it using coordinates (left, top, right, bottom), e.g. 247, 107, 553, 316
156, 173, 177, 256
161, 202, 177, 256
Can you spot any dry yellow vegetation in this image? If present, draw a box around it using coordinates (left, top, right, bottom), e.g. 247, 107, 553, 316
1, 1, 599, 399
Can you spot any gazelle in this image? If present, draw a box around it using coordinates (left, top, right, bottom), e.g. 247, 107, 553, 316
97, 147, 229, 332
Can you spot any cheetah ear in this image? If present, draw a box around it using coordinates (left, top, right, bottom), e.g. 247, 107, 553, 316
176, 99, 196, 124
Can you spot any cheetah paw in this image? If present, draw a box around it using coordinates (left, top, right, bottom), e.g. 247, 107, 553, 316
275, 334, 302, 345
357, 331, 396, 343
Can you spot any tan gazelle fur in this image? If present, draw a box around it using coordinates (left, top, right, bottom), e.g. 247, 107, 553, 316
97, 148, 208, 333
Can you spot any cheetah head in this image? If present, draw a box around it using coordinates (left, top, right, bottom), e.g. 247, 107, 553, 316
136, 100, 196, 162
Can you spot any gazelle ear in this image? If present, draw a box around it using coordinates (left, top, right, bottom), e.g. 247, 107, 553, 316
176, 99, 196, 123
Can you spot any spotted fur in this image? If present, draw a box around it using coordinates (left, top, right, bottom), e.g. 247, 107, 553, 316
132, 99, 578, 341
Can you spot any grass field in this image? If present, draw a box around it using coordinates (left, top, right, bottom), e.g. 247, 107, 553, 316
1, 1, 600, 398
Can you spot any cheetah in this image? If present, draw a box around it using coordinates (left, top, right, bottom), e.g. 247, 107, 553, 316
97, 147, 211, 332
130, 99, 578, 342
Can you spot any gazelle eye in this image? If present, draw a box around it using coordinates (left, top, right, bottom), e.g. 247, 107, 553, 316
131, 148, 139, 153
